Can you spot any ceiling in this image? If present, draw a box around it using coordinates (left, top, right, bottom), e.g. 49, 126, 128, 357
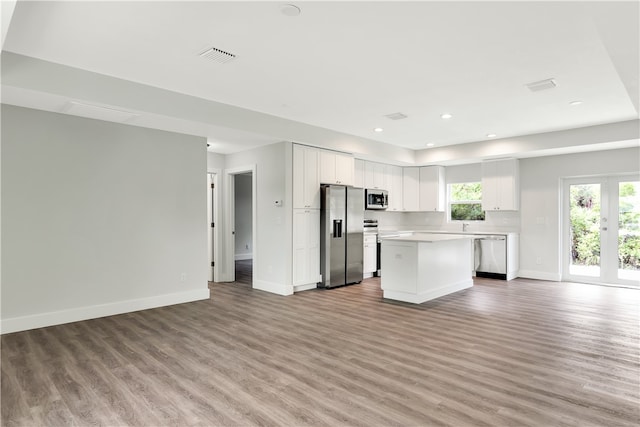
2, 1, 639, 156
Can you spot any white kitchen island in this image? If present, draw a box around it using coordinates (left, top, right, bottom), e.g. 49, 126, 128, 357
380, 233, 473, 304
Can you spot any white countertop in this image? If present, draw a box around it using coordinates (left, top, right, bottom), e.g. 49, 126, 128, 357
378, 229, 516, 237
380, 233, 474, 243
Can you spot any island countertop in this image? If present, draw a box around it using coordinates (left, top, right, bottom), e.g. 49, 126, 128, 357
380, 233, 473, 243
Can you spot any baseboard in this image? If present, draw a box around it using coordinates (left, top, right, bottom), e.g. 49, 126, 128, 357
518, 270, 562, 282
294, 283, 317, 293
253, 279, 293, 296
383, 279, 473, 304
0, 288, 211, 335
234, 254, 253, 261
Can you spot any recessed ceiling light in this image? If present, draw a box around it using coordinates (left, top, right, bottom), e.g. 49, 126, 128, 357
280, 4, 301, 16
374, 127, 384, 132
569, 100, 583, 106
426, 143, 435, 147
486, 133, 497, 138
440, 113, 452, 119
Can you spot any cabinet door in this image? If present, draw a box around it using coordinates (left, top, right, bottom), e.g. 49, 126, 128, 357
419, 166, 445, 212
293, 209, 320, 285
319, 151, 337, 184
305, 210, 321, 283
364, 162, 386, 189
354, 159, 365, 188
482, 159, 519, 211
388, 165, 403, 211
293, 145, 320, 209
363, 235, 377, 274
335, 153, 354, 186
403, 167, 420, 211
292, 209, 308, 285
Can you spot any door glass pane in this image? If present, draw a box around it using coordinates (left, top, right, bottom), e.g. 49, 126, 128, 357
569, 184, 601, 277
618, 181, 640, 282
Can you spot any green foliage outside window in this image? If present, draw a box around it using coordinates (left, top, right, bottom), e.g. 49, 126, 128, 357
570, 182, 639, 271
449, 182, 485, 221
618, 182, 640, 271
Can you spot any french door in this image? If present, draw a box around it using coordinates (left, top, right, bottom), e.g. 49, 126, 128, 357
564, 175, 640, 287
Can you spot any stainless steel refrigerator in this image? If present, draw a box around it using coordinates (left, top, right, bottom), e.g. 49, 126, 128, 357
319, 185, 364, 288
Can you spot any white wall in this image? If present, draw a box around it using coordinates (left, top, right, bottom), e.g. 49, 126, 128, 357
519, 147, 640, 281
1, 105, 210, 333
223, 142, 292, 294
234, 173, 253, 259
207, 151, 225, 171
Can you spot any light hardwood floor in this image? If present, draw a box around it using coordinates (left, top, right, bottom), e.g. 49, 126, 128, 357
2, 273, 639, 426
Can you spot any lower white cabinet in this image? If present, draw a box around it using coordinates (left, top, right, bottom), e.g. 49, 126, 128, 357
293, 209, 321, 286
363, 233, 377, 277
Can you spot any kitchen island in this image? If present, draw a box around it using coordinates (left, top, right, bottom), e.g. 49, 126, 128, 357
380, 233, 473, 304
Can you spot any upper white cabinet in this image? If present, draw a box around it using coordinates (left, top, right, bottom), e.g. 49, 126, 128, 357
419, 166, 445, 212
353, 159, 365, 188
403, 167, 420, 211
482, 159, 519, 211
364, 161, 387, 190
320, 150, 354, 186
387, 165, 404, 211
293, 144, 320, 209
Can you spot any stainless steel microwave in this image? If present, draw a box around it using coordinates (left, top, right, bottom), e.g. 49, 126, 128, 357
365, 189, 388, 210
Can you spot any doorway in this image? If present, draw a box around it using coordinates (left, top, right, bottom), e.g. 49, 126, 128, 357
233, 172, 253, 285
225, 165, 257, 286
207, 172, 218, 282
563, 174, 640, 287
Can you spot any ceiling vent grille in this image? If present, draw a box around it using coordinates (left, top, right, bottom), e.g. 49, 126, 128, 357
199, 46, 236, 64
385, 112, 408, 120
526, 78, 557, 92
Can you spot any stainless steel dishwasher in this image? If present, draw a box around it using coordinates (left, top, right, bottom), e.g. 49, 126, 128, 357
475, 235, 507, 280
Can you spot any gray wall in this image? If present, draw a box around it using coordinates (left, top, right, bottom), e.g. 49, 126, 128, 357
234, 173, 253, 259
1, 105, 209, 333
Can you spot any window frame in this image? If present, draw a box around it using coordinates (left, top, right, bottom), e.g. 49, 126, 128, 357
447, 182, 486, 222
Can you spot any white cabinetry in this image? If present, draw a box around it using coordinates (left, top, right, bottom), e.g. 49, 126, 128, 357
320, 150, 354, 186
292, 209, 321, 286
363, 233, 377, 278
386, 165, 403, 211
293, 144, 320, 209
354, 159, 365, 188
403, 167, 420, 211
481, 159, 519, 211
364, 161, 387, 190
419, 166, 445, 212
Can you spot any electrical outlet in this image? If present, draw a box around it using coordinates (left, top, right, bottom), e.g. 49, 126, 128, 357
180, 273, 187, 282
245, 244, 249, 250
536, 257, 542, 265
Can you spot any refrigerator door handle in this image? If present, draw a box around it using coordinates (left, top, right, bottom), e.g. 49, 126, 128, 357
333, 219, 343, 238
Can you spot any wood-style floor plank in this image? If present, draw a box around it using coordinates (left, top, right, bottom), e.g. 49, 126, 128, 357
2, 262, 639, 426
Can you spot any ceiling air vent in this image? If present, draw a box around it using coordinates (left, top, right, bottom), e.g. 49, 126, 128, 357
199, 46, 236, 64
385, 112, 408, 120
526, 78, 557, 92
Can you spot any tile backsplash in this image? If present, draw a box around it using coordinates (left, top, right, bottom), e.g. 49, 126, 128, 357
364, 210, 520, 233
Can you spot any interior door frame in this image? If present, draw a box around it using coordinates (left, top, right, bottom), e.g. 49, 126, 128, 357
207, 172, 220, 282
562, 173, 639, 287
224, 165, 257, 286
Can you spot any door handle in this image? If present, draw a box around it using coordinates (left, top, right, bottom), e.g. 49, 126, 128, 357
333, 219, 343, 238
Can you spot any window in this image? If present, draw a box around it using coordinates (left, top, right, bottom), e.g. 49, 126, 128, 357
449, 182, 485, 221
